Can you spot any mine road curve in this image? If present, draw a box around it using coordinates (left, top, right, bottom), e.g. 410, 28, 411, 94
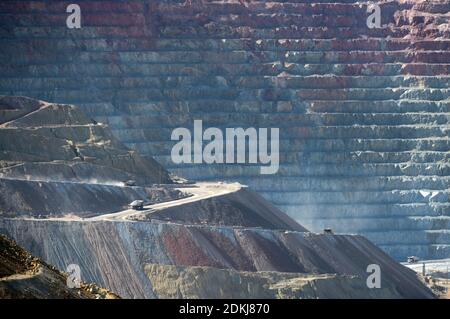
87, 182, 243, 221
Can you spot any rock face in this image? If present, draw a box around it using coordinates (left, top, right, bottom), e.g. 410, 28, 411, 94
0, 234, 118, 299
0, 1, 448, 260
145, 264, 401, 299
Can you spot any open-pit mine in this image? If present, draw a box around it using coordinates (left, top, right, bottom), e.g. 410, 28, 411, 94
0, 0, 449, 300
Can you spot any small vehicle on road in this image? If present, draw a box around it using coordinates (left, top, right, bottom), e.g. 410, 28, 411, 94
407, 256, 420, 263
129, 200, 144, 210
123, 180, 136, 187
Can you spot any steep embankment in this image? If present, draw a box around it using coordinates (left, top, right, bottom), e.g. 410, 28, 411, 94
0, 219, 435, 299
0, 234, 119, 299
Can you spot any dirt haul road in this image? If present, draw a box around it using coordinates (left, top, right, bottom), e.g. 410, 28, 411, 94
87, 182, 243, 221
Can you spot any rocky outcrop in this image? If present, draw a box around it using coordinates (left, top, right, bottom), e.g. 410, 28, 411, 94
0, 1, 448, 259
0, 234, 119, 299
146, 263, 401, 299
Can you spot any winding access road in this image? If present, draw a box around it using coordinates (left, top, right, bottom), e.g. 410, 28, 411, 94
87, 182, 243, 221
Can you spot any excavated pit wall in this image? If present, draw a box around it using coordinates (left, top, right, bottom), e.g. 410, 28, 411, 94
0, 0, 449, 260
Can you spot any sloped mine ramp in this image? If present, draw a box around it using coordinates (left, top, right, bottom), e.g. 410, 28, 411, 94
0, 219, 435, 299
0, 234, 119, 299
